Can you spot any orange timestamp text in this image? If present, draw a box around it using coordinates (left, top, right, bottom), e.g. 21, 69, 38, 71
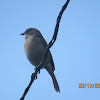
79, 83, 100, 88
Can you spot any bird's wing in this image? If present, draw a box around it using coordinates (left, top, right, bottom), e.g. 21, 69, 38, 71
35, 34, 55, 71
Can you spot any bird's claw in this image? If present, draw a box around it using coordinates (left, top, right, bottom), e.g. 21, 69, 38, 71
39, 69, 40, 73
35, 75, 37, 80
33, 67, 41, 80
34, 67, 41, 74
31, 73, 38, 80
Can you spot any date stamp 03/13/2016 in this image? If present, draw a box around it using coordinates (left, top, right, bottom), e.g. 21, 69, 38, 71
79, 83, 100, 88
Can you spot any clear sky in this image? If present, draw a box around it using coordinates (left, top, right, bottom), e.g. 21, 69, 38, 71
0, 0, 100, 100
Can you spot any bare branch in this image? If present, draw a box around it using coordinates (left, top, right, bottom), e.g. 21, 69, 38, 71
20, 0, 70, 100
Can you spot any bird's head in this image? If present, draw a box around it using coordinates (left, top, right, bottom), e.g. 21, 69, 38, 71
21, 28, 40, 40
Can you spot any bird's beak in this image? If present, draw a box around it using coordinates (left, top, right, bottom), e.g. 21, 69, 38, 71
20, 33, 25, 35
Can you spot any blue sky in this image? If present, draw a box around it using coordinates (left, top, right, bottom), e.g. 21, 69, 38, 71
0, 0, 100, 100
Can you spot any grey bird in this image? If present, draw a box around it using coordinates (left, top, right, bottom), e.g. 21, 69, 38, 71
21, 28, 60, 92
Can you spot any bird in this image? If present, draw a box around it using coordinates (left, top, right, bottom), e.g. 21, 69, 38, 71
21, 28, 60, 92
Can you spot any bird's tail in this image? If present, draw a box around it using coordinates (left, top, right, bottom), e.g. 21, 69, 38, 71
44, 64, 60, 92
50, 72, 60, 92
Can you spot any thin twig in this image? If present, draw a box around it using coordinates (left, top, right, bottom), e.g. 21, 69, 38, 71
20, 0, 70, 100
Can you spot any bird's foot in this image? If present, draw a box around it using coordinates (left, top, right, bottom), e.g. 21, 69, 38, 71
31, 73, 37, 80
33, 67, 41, 80
34, 67, 40, 74
35, 75, 37, 80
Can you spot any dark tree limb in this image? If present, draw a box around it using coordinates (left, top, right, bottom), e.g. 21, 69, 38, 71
20, 0, 70, 100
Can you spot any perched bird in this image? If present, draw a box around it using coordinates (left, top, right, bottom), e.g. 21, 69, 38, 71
21, 28, 60, 92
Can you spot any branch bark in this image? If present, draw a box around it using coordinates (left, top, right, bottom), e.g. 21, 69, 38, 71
20, 0, 70, 100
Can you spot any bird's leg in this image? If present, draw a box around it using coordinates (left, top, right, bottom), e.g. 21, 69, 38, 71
39, 69, 40, 73
34, 67, 41, 74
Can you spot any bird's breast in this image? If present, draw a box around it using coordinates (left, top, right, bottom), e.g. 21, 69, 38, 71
24, 36, 45, 67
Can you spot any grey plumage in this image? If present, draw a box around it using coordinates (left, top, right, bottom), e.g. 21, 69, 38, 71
21, 28, 60, 92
